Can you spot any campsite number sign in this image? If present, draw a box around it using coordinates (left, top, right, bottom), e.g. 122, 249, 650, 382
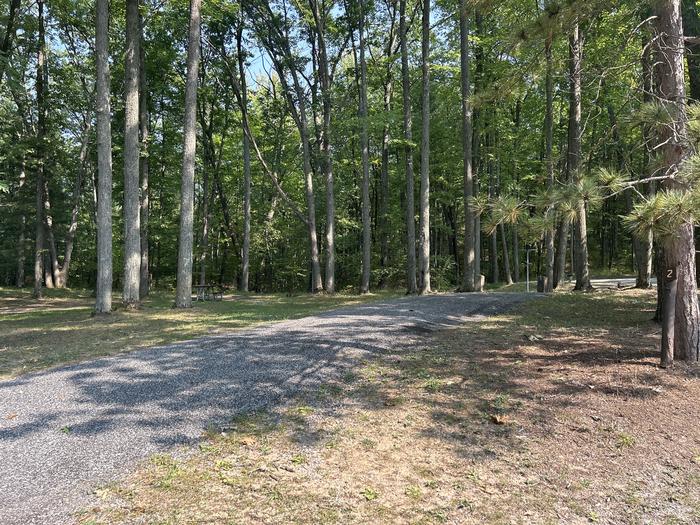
665, 267, 677, 282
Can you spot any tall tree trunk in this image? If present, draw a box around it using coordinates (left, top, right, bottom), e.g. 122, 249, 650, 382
359, 0, 371, 294
298, 86, 323, 293
418, 0, 431, 294
378, 4, 396, 288
473, 12, 483, 290
175, 0, 202, 308
309, 0, 335, 293
238, 24, 251, 293
555, 28, 582, 289
512, 99, 521, 283
637, 28, 655, 289
460, 0, 475, 292
400, 0, 417, 294
654, 0, 700, 362
123, 0, 141, 306
543, 29, 555, 293
570, 23, 591, 291
95, 0, 113, 313
33, 0, 47, 299
139, 10, 150, 298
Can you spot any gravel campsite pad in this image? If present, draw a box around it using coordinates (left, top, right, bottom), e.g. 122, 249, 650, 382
0, 293, 529, 525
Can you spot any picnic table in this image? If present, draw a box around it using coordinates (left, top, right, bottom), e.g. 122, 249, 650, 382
194, 284, 227, 302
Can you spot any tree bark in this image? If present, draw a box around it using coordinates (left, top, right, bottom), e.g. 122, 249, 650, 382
400, 0, 417, 294
543, 28, 555, 293
570, 23, 591, 292
378, 3, 397, 288
33, 0, 47, 299
95, 0, 113, 312
638, 28, 655, 289
175, 0, 202, 308
418, 0, 431, 294
359, 0, 372, 294
308, 0, 335, 293
237, 23, 251, 293
473, 11, 484, 290
459, 0, 475, 292
139, 9, 150, 298
123, 0, 141, 306
653, 0, 700, 362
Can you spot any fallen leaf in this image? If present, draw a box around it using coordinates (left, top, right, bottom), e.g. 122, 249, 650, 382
490, 414, 512, 425
239, 436, 257, 447
4, 413, 17, 420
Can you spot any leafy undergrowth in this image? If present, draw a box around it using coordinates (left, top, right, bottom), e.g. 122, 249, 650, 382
77, 288, 700, 525
0, 288, 399, 380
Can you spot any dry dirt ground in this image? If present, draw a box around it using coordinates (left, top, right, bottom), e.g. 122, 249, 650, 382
79, 289, 700, 525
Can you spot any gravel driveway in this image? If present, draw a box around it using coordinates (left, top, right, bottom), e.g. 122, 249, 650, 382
0, 292, 531, 524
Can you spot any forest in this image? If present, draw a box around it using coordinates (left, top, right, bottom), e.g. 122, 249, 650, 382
2, 1, 700, 522
0, 0, 699, 356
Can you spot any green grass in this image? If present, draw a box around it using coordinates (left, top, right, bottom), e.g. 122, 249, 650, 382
484, 281, 530, 293
0, 287, 400, 380
516, 288, 656, 330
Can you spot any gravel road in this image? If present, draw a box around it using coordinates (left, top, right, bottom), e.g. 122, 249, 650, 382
0, 292, 531, 524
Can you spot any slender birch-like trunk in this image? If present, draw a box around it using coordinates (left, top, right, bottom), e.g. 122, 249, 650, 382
94, 0, 114, 312
237, 24, 251, 293
139, 10, 150, 298
359, 0, 371, 294
418, 0, 431, 294
123, 0, 141, 306
33, 0, 47, 299
459, 0, 475, 292
175, 0, 203, 308
399, 0, 417, 294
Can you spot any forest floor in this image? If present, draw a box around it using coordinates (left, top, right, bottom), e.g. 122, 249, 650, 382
0, 288, 399, 379
77, 288, 700, 525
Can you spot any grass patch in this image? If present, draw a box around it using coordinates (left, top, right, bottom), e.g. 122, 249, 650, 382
0, 287, 399, 380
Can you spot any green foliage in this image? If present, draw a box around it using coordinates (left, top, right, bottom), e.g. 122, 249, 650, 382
623, 189, 698, 240
0, 0, 688, 290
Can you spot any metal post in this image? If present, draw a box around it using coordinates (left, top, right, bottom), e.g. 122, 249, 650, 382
525, 246, 536, 293
526, 248, 530, 293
